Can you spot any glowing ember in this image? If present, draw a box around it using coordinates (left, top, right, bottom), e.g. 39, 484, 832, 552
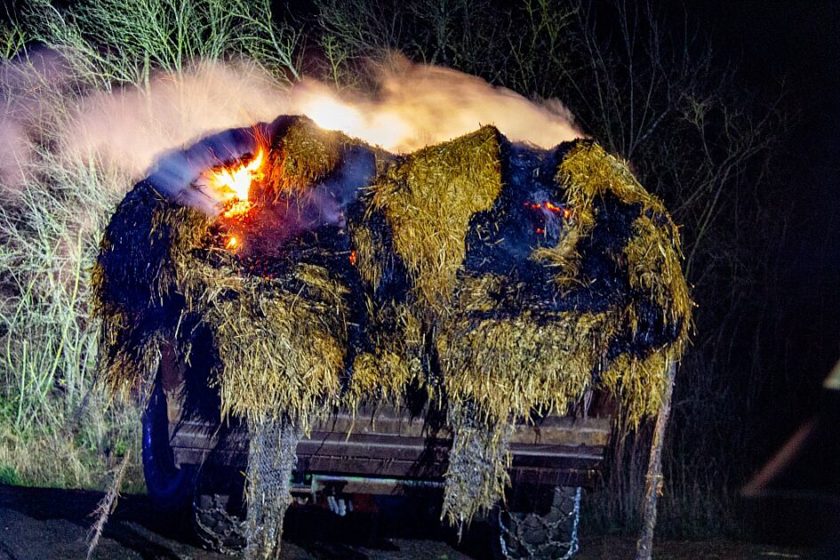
205, 149, 265, 217
525, 200, 572, 219
222, 200, 253, 219
225, 235, 239, 250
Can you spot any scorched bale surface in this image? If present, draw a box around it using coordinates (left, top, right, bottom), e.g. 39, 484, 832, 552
92, 115, 691, 529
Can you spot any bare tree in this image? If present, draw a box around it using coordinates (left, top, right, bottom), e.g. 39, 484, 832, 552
559, 0, 786, 536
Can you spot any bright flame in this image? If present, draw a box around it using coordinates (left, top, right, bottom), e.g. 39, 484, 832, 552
296, 92, 410, 149
207, 148, 264, 203
222, 200, 253, 219
303, 95, 365, 135
225, 235, 239, 250
287, 65, 582, 153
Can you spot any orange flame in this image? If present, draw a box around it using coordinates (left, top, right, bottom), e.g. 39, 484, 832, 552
225, 235, 239, 250
203, 149, 265, 217
212, 149, 264, 200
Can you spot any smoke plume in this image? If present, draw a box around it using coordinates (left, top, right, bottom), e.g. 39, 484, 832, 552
0, 51, 582, 212
291, 57, 583, 152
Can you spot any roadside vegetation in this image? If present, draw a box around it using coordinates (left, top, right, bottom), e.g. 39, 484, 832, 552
0, 0, 299, 491
0, 0, 786, 538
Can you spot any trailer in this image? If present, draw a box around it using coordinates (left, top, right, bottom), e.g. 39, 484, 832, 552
143, 342, 613, 558
94, 118, 690, 558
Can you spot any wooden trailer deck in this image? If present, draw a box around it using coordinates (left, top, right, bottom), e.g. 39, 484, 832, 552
170, 407, 612, 491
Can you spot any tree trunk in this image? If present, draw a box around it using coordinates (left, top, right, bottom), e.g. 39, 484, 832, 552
635, 360, 677, 560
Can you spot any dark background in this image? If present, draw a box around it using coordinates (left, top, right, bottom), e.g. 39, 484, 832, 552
692, 0, 840, 453
1, 0, 839, 540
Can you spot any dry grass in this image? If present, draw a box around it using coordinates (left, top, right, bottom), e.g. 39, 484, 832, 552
366, 126, 503, 311
433, 137, 691, 523
92, 117, 691, 529
0, 125, 141, 488
530, 226, 585, 290
94, 118, 368, 425
97, 204, 352, 427
437, 139, 691, 427
264, 119, 347, 196
200, 265, 349, 426
349, 301, 424, 403
440, 311, 615, 422
624, 214, 692, 334
1, 0, 299, 489
23, 0, 300, 88
442, 403, 513, 530
558, 141, 669, 218
556, 140, 692, 428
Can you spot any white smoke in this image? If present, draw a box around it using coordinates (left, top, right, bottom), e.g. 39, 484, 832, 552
0, 51, 582, 201
67, 61, 292, 181
291, 57, 583, 152
0, 49, 71, 194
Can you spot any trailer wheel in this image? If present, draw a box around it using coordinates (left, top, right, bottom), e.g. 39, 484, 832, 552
193, 490, 247, 553
187, 459, 247, 553
493, 486, 583, 560
142, 382, 196, 510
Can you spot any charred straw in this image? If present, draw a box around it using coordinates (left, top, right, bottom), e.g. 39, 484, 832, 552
92, 115, 691, 549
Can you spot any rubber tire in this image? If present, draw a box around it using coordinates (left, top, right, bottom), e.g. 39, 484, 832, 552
142, 382, 196, 510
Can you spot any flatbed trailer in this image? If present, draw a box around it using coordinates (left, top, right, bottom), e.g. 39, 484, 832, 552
143, 345, 613, 558
169, 408, 610, 492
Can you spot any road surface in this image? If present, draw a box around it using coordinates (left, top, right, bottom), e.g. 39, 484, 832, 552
0, 485, 823, 559
0, 485, 472, 560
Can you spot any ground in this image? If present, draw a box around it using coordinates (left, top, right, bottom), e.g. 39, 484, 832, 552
0, 485, 820, 560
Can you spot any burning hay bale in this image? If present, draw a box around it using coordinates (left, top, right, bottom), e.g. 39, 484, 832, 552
93, 116, 376, 559
359, 126, 504, 311
346, 132, 691, 526
440, 139, 691, 524
93, 116, 375, 423
93, 114, 690, 553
